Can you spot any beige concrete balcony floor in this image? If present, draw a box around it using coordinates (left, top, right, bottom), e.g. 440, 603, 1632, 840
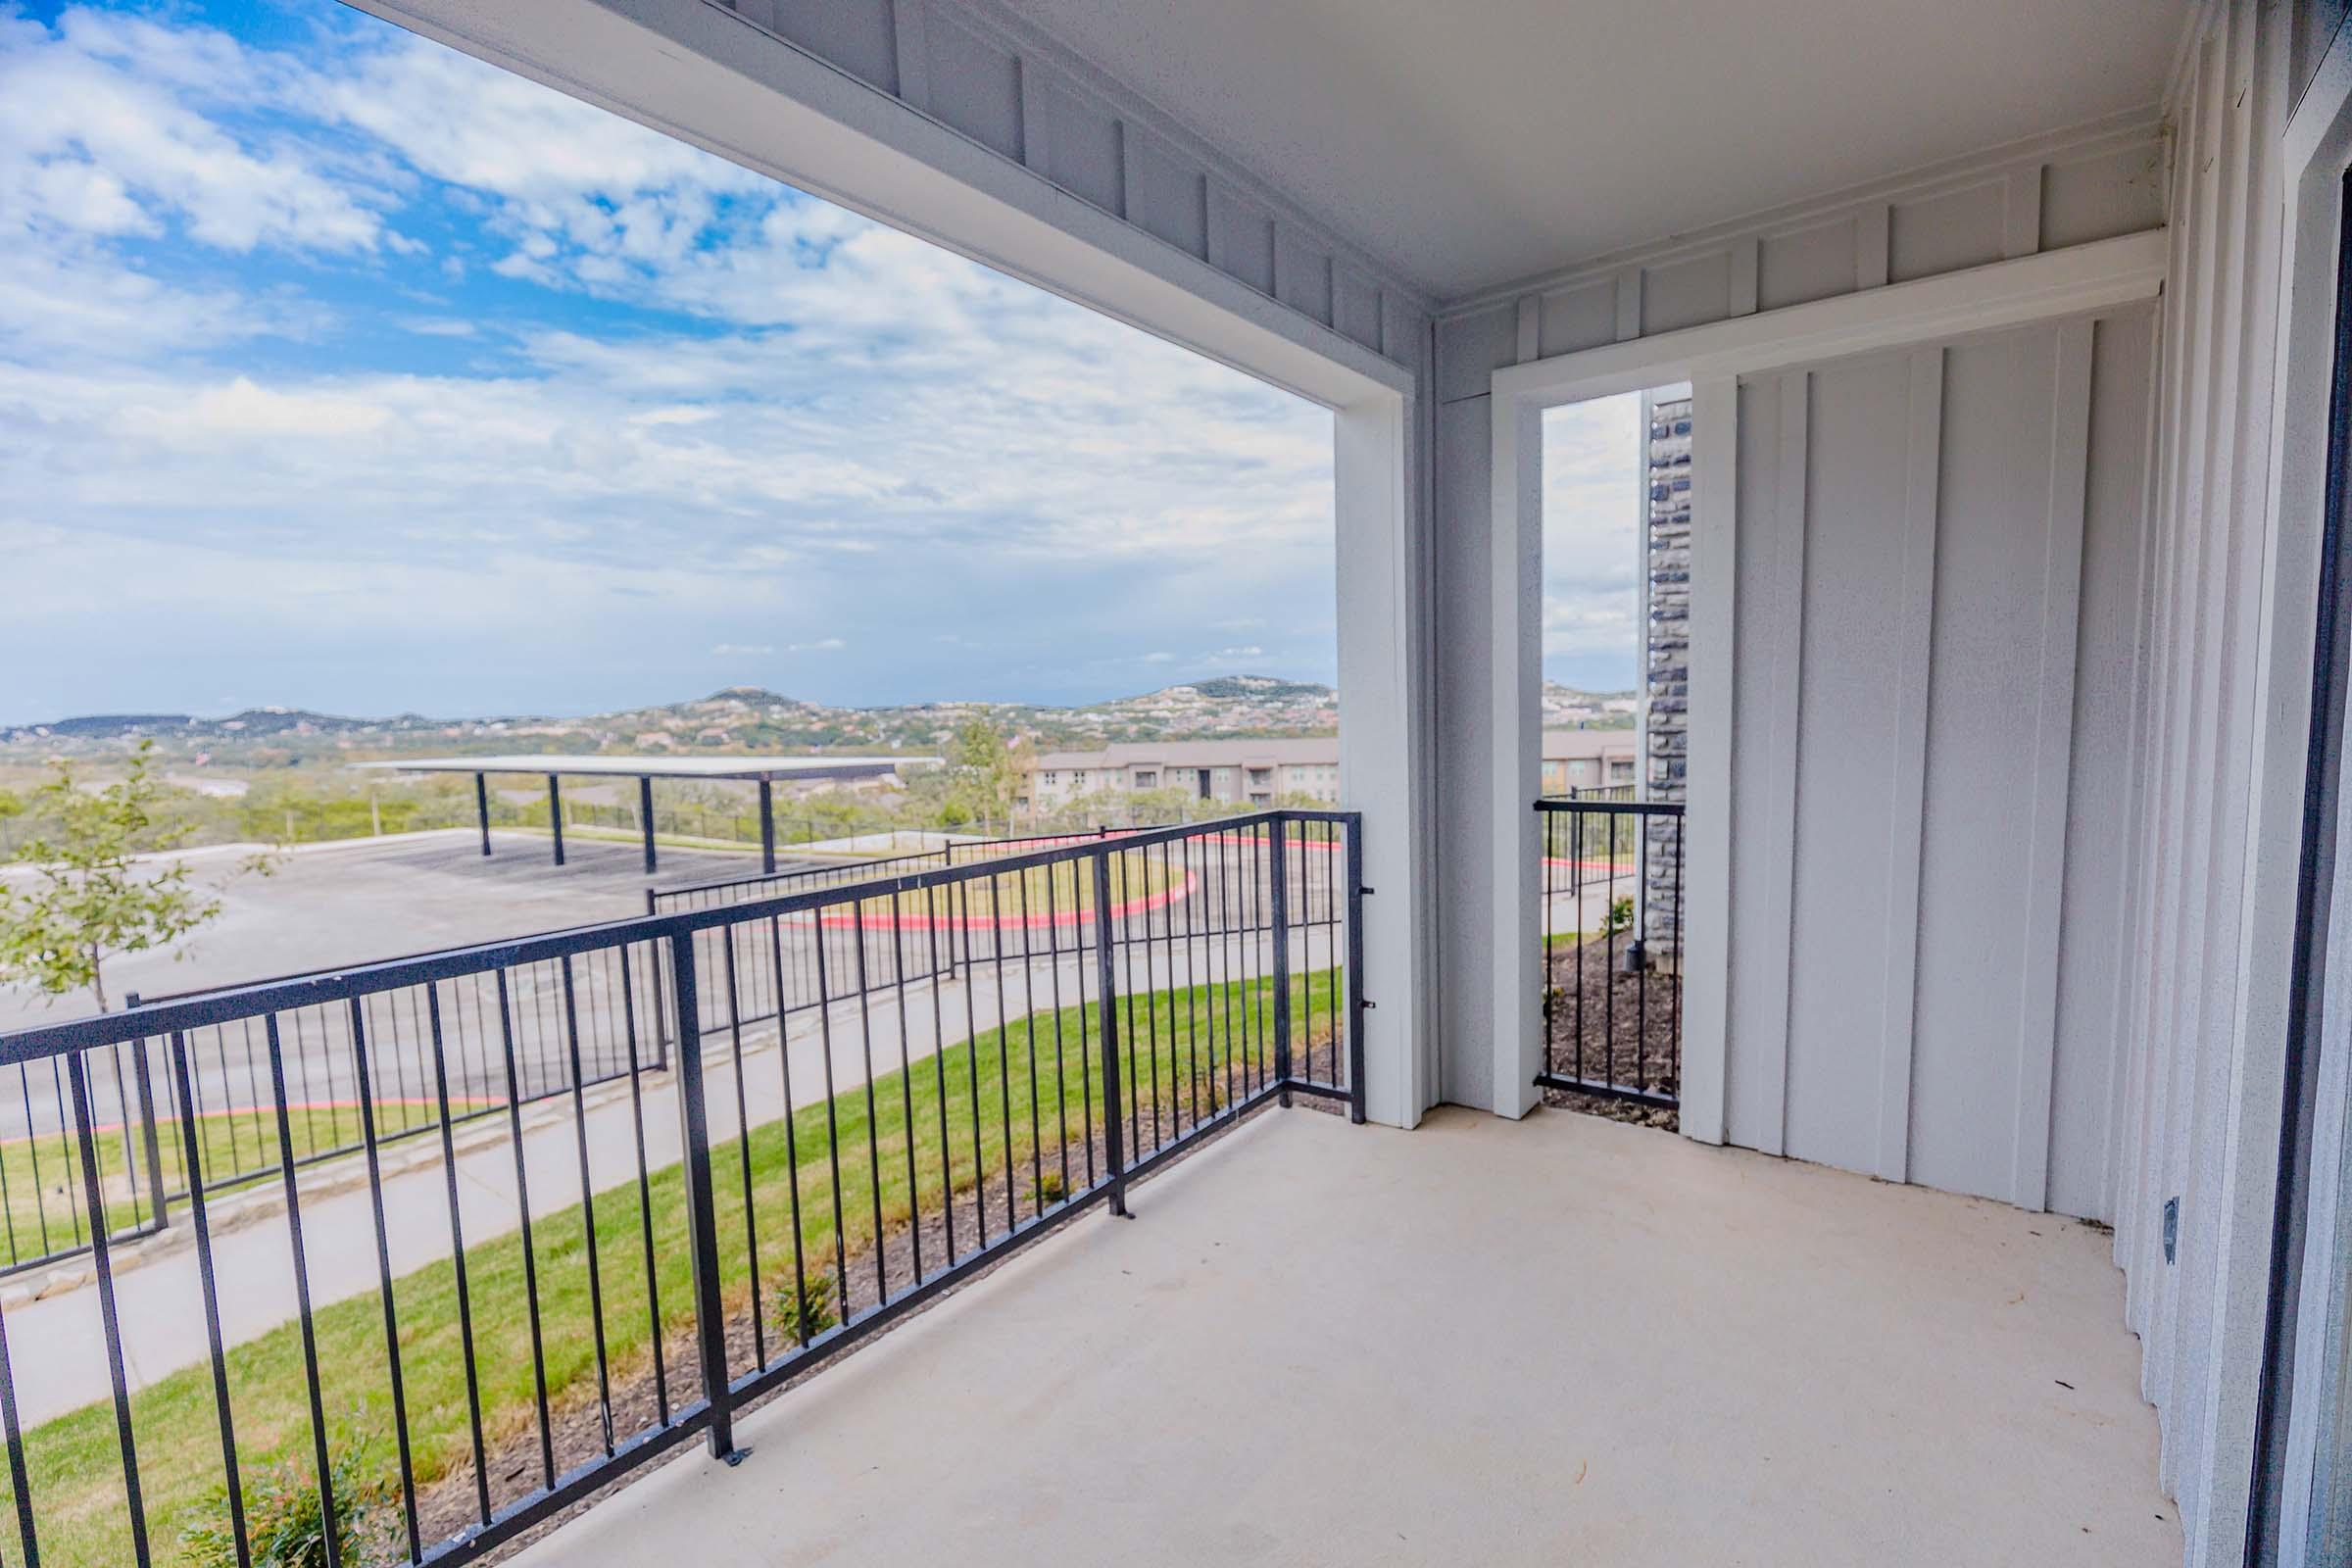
513, 1104, 2179, 1567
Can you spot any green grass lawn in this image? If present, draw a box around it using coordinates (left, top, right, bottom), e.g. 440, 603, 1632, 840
0, 1097, 505, 1275
12, 967, 1341, 1565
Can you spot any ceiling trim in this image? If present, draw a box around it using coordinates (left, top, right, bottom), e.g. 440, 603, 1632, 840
954, 0, 1439, 312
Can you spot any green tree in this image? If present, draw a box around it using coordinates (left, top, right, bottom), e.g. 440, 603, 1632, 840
949, 718, 1018, 835
0, 742, 269, 1011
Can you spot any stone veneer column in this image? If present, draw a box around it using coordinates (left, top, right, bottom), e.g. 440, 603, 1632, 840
1644, 396, 1691, 961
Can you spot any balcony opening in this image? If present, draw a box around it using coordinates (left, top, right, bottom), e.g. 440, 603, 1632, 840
0, 4, 1361, 1564
1538, 384, 1690, 1129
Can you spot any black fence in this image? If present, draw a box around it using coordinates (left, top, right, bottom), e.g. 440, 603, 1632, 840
1536, 797, 1684, 1109
0, 809, 1364, 1567
0, 834, 1138, 1282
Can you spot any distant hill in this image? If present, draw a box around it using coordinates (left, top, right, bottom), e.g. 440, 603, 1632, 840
5, 677, 1634, 767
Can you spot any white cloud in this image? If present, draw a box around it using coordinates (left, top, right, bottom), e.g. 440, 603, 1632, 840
0, 10, 392, 254
1541, 394, 1644, 677
0, 3, 1340, 717
710, 643, 774, 657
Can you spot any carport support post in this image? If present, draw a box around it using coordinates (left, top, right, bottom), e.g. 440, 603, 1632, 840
474, 772, 491, 857
639, 776, 658, 875
547, 773, 564, 866
759, 780, 776, 875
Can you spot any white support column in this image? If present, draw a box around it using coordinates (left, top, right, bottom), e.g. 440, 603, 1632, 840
1678, 376, 1738, 1146
1487, 390, 1545, 1117
1337, 388, 1434, 1128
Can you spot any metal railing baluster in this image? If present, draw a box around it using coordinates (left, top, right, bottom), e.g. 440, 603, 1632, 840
347, 999, 422, 1562
560, 956, 616, 1456
1270, 821, 1293, 1102
617, 947, 670, 1426
1092, 851, 1129, 1218
168, 1032, 248, 1568
492, 969, 557, 1492
663, 933, 738, 1462
425, 984, 494, 1531
65, 1052, 147, 1565
0, 1290, 40, 1568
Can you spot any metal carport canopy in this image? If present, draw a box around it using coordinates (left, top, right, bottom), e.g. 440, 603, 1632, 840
357, 754, 943, 872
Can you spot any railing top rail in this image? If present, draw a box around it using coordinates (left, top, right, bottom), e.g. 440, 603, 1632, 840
0, 808, 1360, 1063
650, 826, 1126, 903
659, 840, 952, 899
121, 912, 624, 1008
1534, 797, 1686, 818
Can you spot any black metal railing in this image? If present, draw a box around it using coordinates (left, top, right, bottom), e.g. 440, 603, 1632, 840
639, 830, 1132, 1056
0, 834, 1125, 1282
0, 809, 1364, 1567
648, 827, 1126, 914
0, 1043, 173, 1275
1535, 797, 1683, 1109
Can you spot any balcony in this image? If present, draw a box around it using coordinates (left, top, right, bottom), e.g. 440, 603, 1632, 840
0, 805, 2177, 1565
507, 1104, 2175, 1567
4, 0, 2338, 1558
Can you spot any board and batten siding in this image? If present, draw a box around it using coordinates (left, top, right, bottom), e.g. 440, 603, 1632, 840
1721, 307, 2154, 1220
708, 0, 1429, 369
1432, 118, 2170, 1115
2110, 1, 2296, 1552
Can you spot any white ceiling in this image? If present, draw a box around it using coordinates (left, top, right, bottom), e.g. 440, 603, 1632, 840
1000, 0, 2191, 301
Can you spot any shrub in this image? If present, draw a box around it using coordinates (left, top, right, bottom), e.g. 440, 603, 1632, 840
1033, 1168, 1070, 1206
179, 1446, 381, 1568
770, 1272, 840, 1343
1605, 896, 1634, 936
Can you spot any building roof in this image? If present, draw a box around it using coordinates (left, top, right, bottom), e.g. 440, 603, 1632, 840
1027, 738, 1339, 770
1029, 730, 1634, 772
356, 754, 938, 782
1540, 729, 1640, 760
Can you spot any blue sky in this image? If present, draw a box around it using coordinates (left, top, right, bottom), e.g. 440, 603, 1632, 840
0, 0, 1638, 721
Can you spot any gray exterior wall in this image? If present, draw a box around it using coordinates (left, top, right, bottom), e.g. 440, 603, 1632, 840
1720, 305, 2154, 1219
1431, 116, 2169, 1113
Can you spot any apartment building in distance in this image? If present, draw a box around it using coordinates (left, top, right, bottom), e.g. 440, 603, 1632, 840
1019, 729, 1635, 810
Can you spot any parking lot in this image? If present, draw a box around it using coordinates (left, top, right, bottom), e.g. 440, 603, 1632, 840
0, 828, 822, 1031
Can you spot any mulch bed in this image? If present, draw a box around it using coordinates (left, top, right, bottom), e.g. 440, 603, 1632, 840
1541, 935, 1681, 1133
397, 1088, 1335, 1564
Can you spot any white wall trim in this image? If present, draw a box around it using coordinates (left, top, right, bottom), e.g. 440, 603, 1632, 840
1494, 230, 2167, 406
1487, 229, 2168, 1151
1750, 371, 1811, 1157
1486, 391, 1544, 1116
2011, 317, 2095, 1213
1679, 376, 1739, 1146
1338, 389, 1436, 1127
1876, 347, 1944, 1185
2215, 13, 2352, 1561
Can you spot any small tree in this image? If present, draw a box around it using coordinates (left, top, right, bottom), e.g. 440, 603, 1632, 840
0, 742, 268, 1011
948, 718, 1018, 835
